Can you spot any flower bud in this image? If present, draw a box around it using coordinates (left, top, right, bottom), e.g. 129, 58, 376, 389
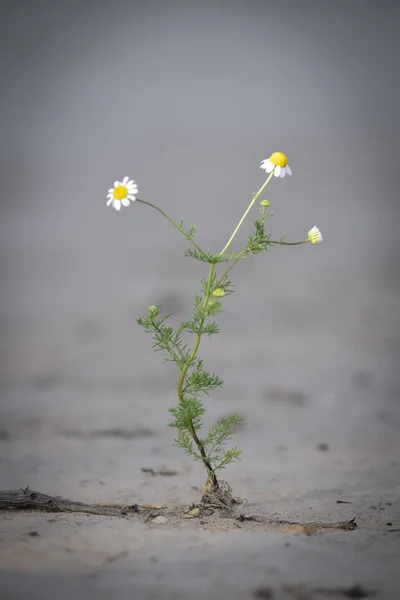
307, 226, 323, 245
212, 288, 225, 297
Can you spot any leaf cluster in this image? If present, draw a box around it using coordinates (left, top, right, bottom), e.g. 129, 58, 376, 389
184, 248, 242, 263
246, 218, 272, 255
137, 226, 247, 481
169, 400, 243, 473
137, 305, 191, 370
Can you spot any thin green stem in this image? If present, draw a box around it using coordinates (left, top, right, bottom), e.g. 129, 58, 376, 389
136, 198, 206, 257
215, 241, 310, 287
177, 263, 215, 398
215, 252, 247, 288
215, 239, 310, 289
176, 262, 218, 488
219, 171, 274, 256
270, 240, 309, 246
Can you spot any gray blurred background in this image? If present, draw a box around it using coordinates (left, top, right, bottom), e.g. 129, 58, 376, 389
1, 0, 400, 499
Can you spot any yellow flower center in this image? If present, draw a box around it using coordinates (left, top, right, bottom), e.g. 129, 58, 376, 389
269, 152, 288, 168
113, 185, 128, 200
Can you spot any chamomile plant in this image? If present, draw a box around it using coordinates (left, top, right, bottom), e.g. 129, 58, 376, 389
106, 153, 322, 494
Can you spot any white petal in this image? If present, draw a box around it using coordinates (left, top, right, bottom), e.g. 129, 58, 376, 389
314, 226, 322, 240
113, 200, 121, 211
262, 160, 274, 173
121, 197, 130, 207
122, 176, 129, 185
108, 188, 114, 194
280, 168, 285, 178
286, 165, 292, 176
106, 197, 113, 206
274, 165, 281, 177
127, 194, 136, 201
114, 181, 120, 188
127, 183, 138, 193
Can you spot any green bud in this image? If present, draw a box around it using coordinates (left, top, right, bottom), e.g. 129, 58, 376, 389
260, 200, 270, 207
212, 288, 225, 297
148, 305, 158, 316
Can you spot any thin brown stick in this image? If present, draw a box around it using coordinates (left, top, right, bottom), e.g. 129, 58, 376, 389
0, 487, 141, 517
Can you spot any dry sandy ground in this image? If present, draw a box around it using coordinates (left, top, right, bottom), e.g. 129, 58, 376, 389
1, 365, 400, 599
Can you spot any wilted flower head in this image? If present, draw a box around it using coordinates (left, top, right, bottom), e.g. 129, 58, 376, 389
107, 177, 138, 211
260, 152, 292, 178
307, 226, 323, 245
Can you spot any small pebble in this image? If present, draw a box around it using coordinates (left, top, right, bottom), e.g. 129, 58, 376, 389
151, 516, 168, 525
182, 507, 201, 519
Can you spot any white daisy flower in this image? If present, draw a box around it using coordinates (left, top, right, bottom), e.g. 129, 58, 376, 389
307, 226, 323, 245
260, 152, 292, 178
106, 177, 138, 211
